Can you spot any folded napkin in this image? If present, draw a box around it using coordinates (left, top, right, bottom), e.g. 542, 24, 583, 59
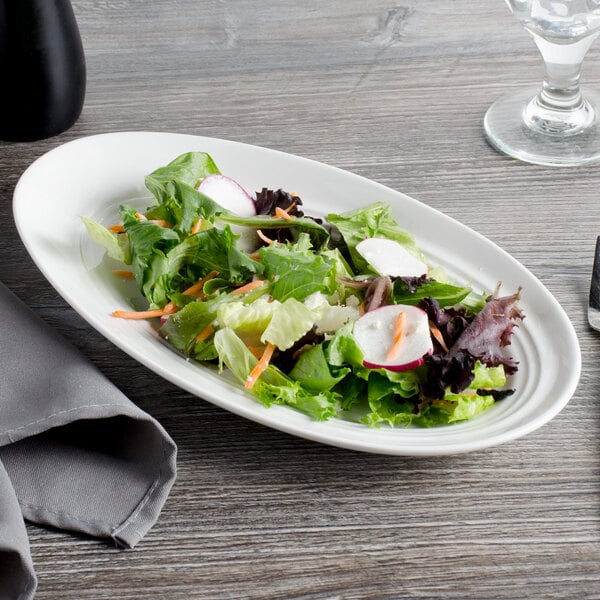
0, 282, 177, 600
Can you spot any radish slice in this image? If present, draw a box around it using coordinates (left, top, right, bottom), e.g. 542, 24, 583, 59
198, 174, 258, 251
353, 304, 433, 371
356, 237, 428, 277
198, 174, 256, 217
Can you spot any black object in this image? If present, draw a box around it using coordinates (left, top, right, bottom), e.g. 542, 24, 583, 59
0, 0, 86, 142
588, 236, 600, 331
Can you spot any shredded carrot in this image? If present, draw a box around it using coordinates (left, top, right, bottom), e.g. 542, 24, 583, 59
257, 229, 275, 245
149, 219, 172, 228
190, 218, 203, 235
247, 346, 265, 359
113, 308, 165, 319
118, 213, 170, 228
429, 322, 449, 352
230, 279, 265, 296
274, 206, 293, 221
245, 342, 276, 389
386, 311, 407, 360
163, 301, 178, 314
195, 324, 214, 343
182, 270, 219, 298
112, 301, 178, 320
112, 270, 135, 279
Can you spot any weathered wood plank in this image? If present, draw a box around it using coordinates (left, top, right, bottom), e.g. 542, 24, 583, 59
1, 0, 599, 598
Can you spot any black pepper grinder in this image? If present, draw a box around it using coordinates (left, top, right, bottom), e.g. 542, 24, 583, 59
0, 0, 86, 142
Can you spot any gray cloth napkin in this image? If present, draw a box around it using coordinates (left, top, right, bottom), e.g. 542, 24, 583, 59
0, 282, 177, 600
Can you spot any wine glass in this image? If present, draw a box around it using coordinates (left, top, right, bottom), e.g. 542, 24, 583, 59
484, 0, 600, 167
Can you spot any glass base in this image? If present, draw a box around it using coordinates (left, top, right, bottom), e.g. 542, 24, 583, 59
484, 86, 600, 167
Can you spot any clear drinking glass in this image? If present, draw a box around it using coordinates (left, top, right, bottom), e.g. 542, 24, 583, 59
484, 0, 600, 166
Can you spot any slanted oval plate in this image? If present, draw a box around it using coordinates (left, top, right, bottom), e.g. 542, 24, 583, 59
13, 132, 581, 455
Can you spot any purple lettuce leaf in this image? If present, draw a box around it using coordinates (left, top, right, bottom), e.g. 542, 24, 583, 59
419, 289, 524, 399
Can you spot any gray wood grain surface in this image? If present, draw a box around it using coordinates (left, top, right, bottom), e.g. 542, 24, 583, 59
1, 1, 599, 598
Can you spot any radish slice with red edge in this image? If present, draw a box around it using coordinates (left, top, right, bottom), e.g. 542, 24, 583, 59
356, 237, 428, 277
354, 304, 433, 371
198, 174, 256, 217
198, 174, 258, 251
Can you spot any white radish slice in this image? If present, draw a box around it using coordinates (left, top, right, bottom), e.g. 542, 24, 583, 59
198, 174, 256, 216
198, 174, 258, 251
353, 304, 433, 371
356, 237, 428, 277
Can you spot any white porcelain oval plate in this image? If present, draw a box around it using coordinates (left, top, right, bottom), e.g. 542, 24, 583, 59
13, 132, 581, 455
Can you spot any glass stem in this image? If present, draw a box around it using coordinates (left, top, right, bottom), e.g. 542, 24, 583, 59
524, 34, 598, 136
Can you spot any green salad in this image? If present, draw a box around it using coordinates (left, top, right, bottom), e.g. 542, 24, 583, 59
83, 151, 524, 427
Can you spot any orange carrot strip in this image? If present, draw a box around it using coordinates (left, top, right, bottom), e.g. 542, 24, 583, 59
245, 342, 276, 389
149, 219, 172, 228
230, 280, 265, 296
112, 301, 178, 320
195, 324, 214, 343
429, 322, 449, 353
163, 301, 178, 314
108, 224, 125, 233
257, 229, 275, 245
247, 346, 265, 359
182, 270, 219, 297
112, 308, 167, 319
274, 206, 293, 221
190, 218, 203, 235
112, 270, 135, 279
134, 212, 171, 228
386, 311, 407, 360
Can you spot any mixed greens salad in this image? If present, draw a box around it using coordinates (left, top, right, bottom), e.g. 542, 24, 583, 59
83, 151, 524, 427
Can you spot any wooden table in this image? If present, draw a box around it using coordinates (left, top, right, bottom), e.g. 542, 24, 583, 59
1, 1, 599, 598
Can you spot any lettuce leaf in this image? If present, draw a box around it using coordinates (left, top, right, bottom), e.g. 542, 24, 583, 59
214, 328, 339, 420
258, 239, 337, 302
145, 151, 220, 204
324, 321, 369, 378
289, 344, 349, 392
147, 181, 226, 235
213, 327, 259, 383
217, 298, 280, 334
360, 369, 422, 427
392, 279, 472, 308
252, 377, 339, 421
219, 212, 330, 250
159, 295, 227, 353
327, 202, 421, 272
470, 361, 506, 389
125, 210, 262, 308
261, 298, 317, 351
448, 290, 524, 374
412, 393, 496, 427
80, 216, 130, 264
